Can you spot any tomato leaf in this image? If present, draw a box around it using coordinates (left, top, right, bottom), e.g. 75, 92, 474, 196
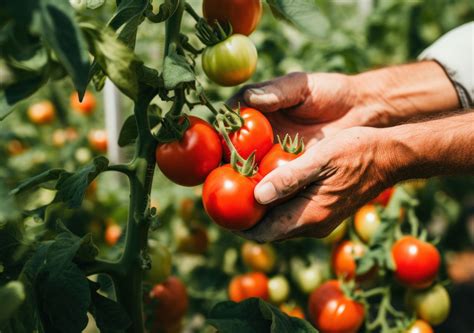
144, 0, 179, 23
108, 0, 149, 47
10, 169, 65, 196
162, 50, 195, 90
0, 281, 25, 323
89, 282, 131, 331
266, 0, 330, 38
118, 112, 162, 147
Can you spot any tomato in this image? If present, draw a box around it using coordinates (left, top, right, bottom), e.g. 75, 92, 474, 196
241, 241, 276, 273
405, 284, 450, 326
144, 241, 172, 284
6, 140, 26, 156
88, 129, 108, 152
392, 236, 440, 289
308, 280, 365, 333
202, 164, 265, 230
268, 275, 290, 304
104, 224, 122, 246
293, 263, 325, 294
331, 240, 365, 281
222, 107, 273, 163
70, 90, 96, 115
321, 219, 348, 245
149, 276, 188, 325
202, 34, 257, 86
405, 320, 433, 333
179, 197, 195, 221
259, 144, 303, 177
354, 204, 381, 243
177, 225, 209, 254
228, 272, 269, 302
280, 304, 305, 319
27, 101, 55, 124
156, 116, 222, 187
371, 187, 395, 206
203, 0, 262, 36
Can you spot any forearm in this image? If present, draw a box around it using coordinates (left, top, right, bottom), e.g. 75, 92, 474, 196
378, 111, 474, 183
349, 61, 460, 127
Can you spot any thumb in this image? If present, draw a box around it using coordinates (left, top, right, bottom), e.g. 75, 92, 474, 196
244, 72, 310, 113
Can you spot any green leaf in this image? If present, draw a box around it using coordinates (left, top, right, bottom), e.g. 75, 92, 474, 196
89, 283, 131, 331
118, 112, 161, 147
54, 156, 109, 208
74, 234, 99, 264
145, 0, 179, 23
208, 298, 317, 333
10, 169, 65, 196
162, 50, 195, 90
0, 281, 25, 323
39, 0, 90, 96
108, 0, 149, 46
356, 255, 376, 275
266, 0, 330, 38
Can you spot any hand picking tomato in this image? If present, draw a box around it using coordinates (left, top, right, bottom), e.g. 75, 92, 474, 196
268, 275, 290, 304
156, 116, 222, 187
27, 100, 55, 124
354, 204, 381, 243
371, 187, 395, 206
331, 240, 365, 280
70, 90, 96, 115
259, 134, 304, 177
405, 284, 450, 326
279, 304, 305, 319
202, 164, 265, 230
149, 276, 188, 325
203, 0, 262, 36
222, 107, 273, 163
405, 320, 434, 333
202, 34, 257, 86
228, 272, 269, 302
308, 280, 365, 333
392, 236, 440, 289
88, 129, 108, 152
241, 241, 276, 273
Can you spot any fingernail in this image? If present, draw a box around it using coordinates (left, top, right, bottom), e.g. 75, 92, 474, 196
247, 88, 266, 95
255, 182, 277, 204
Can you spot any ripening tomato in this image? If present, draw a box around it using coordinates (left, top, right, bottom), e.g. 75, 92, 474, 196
222, 107, 273, 163
149, 276, 188, 325
280, 304, 305, 319
405, 284, 450, 326
27, 101, 55, 124
392, 236, 440, 289
179, 197, 195, 221
105, 224, 122, 246
202, 34, 257, 86
241, 241, 276, 273
70, 90, 96, 115
144, 241, 172, 284
268, 275, 290, 304
203, 0, 262, 36
176, 225, 209, 254
6, 140, 26, 156
156, 116, 222, 187
308, 280, 365, 333
228, 272, 269, 302
331, 240, 365, 281
88, 129, 108, 152
405, 320, 434, 333
259, 144, 303, 177
354, 204, 381, 243
371, 187, 395, 206
202, 165, 265, 230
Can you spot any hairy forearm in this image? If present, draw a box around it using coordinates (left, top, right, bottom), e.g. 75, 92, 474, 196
378, 111, 474, 183
350, 61, 460, 127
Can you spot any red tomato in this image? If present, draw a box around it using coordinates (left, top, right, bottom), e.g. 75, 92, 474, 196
203, 0, 262, 36
308, 280, 365, 333
149, 276, 188, 325
392, 236, 440, 289
331, 240, 365, 280
70, 90, 96, 115
156, 116, 222, 187
259, 143, 303, 177
104, 224, 122, 246
354, 204, 381, 243
241, 241, 276, 273
27, 101, 55, 124
371, 187, 395, 206
405, 320, 433, 333
228, 272, 269, 302
202, 164, 266, 230
279, 304, 305, 319
222, 108, 273, 163
88, 129, 108, 152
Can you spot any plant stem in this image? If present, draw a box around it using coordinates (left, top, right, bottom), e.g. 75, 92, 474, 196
184, 2, 201, 23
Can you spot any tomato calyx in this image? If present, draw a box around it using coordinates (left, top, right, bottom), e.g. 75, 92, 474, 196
277, 133, 304, 154
155, 114, 191, 143
195, 16, 232, 46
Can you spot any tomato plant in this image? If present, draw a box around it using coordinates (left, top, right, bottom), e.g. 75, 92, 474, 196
331, 240, 365, 280
241, 241, 276, 273
27, 101, 55, 124
354, 204, 381, 243
70, 90, 96, 115
228, 272, 269, 302
406, 284, 450, 326
406, 320, 434, 333
268, 275, 290, 304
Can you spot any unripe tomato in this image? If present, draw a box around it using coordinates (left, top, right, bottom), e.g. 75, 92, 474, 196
268, 275, 290, 304
144, 241, 172, 284
241, 241, 276, 273
202, 165, 265, 230
104, 224, 122, 246
259, 144, 303, 177
70, 90, 96, 115
405, 284, 450, 326
331, 240, 365, 280
228, 272, 269, 302
354, 204, 381, 243
176, 225, 209, 254
222, 107, 273, 163
392, 236, 440, 289
279, 304, 305, 319
321, 219, 348, 245
203, 0, 262, 36
6, 140, 26, 156
294, 263, 325, 294
405, 320, 433, 333
27, 101, 55, 124
88, 129, 108, 152
156, 116, 222, 187
371, 187, 394, 206
308, 280, 365, 333
149, 276, 188, 325
202, 34, 257, 86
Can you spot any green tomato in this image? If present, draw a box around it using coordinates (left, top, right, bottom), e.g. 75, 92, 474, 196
202, 34, 257, 86
295, 264, 325, 294
268, 275, 290, 304
144, 241, 172, 284
405, 284, 450, 326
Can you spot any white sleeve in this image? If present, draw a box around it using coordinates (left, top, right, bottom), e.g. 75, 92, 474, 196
418, 22, 474, 108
